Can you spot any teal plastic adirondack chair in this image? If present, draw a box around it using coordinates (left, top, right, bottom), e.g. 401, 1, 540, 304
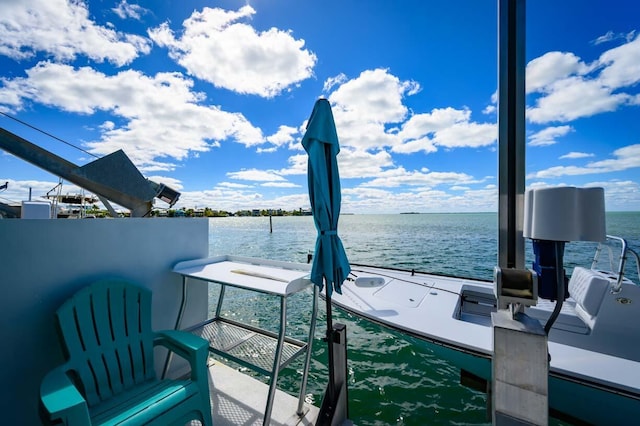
40, 279, 213, 425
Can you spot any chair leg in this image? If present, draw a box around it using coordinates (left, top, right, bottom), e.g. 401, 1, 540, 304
201, 408, 213, 426
200, 386, 213, 426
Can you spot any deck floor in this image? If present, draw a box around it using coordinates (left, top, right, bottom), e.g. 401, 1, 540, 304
204, 359, 319, 426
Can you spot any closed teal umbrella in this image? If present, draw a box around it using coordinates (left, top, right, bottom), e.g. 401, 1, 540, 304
302, 98, 351, 412
302, 98, 351, 298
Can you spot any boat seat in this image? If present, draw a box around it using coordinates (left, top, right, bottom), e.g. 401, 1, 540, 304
526, 267, 610, 333
569, 267, 610, 328
527, 299, 589, 334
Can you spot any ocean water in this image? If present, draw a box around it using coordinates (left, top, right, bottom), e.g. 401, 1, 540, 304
206, 212, 639, 425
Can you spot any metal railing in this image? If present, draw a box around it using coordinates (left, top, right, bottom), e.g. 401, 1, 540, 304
591, 235, 640, 293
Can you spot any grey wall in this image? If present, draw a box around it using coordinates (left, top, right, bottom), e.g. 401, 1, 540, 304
0, 218, 209, 424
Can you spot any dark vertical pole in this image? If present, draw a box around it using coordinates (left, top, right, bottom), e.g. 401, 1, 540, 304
498, 0, 526, 270
325, 287, 336, 407
317, 320, 349, 426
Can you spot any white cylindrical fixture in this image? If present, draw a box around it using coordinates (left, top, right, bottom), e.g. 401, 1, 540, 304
523, 187, 606, 242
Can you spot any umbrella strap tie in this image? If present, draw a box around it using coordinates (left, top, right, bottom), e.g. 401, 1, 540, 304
320, 230, 337, 236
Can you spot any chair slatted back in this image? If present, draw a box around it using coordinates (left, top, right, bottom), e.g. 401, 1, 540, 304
56, 280, 156, 406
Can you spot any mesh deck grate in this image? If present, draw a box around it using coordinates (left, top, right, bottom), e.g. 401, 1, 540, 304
193, 320, 305, 374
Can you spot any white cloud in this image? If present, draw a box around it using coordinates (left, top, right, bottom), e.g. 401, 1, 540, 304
227, 169, 287, 182
144, 176, 183, 191
279, 154, 307, 177
272, 69, 498, 191
265, 68, 496, 189
526, 35, 640, 124
256, 147, 278, 154
392, 137, 438, 155
483, 105, 496, 114
99, 121, 116, 131
336, 148, 395, 179
592, 30, 637, 46
261, 181, 300, 188
278, 143, 394, 179
528, 125, 573, 147
400, 107, 470, 139
559, 152, 594, 160
0, 0, 151, 66
362, 166, 476, 188
395, 107, 496, 153
0, 62, 264, 171
330, 69, 416, 124
593, 31, 617, 45
324, 69, 425, 152
597, 32, 640, 89
589, 180, 640, 210
265, 125, 300, 148
526, 52, 589, 94
112, 0, 149, 20
323, 74, 348, 93
218, 181, 253, 189
431, 121, 496, 149
528, 144, 640, 179
273, 145, 395, 181
148, 5, 317, 98
587, 144, 640, 171
173, 187, 264, 211
527, 77, 629, 123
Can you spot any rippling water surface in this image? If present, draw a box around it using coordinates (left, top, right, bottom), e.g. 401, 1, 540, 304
207, 212, 639, 425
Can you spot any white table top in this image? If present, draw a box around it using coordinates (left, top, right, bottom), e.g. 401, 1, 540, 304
173, 255, 312, 296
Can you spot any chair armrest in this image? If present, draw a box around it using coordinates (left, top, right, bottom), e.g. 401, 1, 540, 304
40, 366, 90, 425
155, 330, 210, 381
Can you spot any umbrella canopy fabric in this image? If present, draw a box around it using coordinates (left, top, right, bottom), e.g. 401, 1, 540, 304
302, 98, 351, 297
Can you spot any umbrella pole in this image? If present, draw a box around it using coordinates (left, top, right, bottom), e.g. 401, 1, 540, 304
325, 291, 336, 402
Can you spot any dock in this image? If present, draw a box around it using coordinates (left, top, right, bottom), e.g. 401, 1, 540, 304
205, 359, 319, 425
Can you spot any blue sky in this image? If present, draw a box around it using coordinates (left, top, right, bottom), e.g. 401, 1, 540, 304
1, 0, 639, 213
